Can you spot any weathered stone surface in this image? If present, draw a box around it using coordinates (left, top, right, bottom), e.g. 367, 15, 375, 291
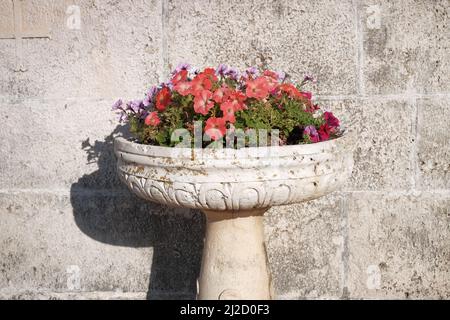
0, 191, 204, 299
359, 0, 450, 94
0, 0, 14, 35
346, 192, 450, 299
265, 194, 345, 298
320, 98, 415, 191
0, 40, 15, 96
0, 0, 162, 100
417, 97, 450, 190
0, 290, 147, 300
0, 98, 125, 189
167, 0, 358, 95
0, 0, 449, 300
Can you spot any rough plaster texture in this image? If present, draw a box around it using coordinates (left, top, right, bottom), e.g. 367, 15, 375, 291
0, 0, 449, 299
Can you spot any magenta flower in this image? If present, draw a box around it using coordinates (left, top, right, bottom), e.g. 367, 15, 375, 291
324, 111, 340, 128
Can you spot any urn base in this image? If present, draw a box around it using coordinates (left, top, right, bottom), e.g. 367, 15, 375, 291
198, 208, 272, 300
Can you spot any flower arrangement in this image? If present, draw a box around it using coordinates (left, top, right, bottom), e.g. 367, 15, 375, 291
112, 63, 342, 148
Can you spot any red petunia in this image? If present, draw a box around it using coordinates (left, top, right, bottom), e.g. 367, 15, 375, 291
171, 70, 188, 85
246, 77, 270, 100
193, 89, 214, 115
220, 101, 236, 123
202, 67, 218, 81
227, 90, 247, 111
323, 111, 340, 128
279, 83, 301, 99
228, 90, 246, 103
144, 111, 161, 126
318, 123, 332, 141
174, 81, 192, 96
155, 87, 171, 111
205, 117, 227, 140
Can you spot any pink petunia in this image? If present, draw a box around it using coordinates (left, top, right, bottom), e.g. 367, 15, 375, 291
194, 90, 214, 115
205, 117, 227, 140
171, 69, 188, 85
246, 77, 270, 100
213, 86, 230, 103
144, 112, 161, 126
220, 101, 236, 123
174, 81, 192, 96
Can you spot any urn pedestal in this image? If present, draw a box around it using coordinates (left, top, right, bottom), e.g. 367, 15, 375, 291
114, 135, 353, 300
199, 209, 271, 300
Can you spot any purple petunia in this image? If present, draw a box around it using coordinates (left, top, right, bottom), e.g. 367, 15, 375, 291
246, 66, 259, 76
139, 109, 149, 119
224, 67, 239, 80
128, 99, 144, 113
143, 86, 158, 107
162, 81, 174, 90
304, 125, 319, 142
303, 74, 317, 84
111, 99, 123, 111
172, 62, 191, 75
117, 112, 128, 123
112, 99, 129, 123
277, 71, 286, 82
216, 64, 229, 76
143, 96, 151, 107
304, 125, 318, 135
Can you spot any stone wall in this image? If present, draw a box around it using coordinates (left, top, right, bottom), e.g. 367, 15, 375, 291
0, 0, 448, 299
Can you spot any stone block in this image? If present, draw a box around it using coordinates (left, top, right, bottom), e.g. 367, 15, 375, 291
359, 0, 449, 94
0, 0, 162, 100
0, 98, 125, 189
346, 192, 450, 299
0, 0, 14, 35
265, 194, 345, 298
0, 191, 204, 299
417, 97, 450, 190
167, 0, 358, 95
320, 98, 415, 191
0, 290, 147, 300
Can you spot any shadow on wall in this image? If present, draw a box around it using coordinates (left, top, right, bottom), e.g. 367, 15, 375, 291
69, 125, 205, 299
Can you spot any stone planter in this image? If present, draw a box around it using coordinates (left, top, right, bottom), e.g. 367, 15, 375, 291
114, 134, 353, 300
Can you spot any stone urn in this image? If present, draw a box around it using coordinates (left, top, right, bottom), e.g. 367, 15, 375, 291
114, 134, 353, 300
